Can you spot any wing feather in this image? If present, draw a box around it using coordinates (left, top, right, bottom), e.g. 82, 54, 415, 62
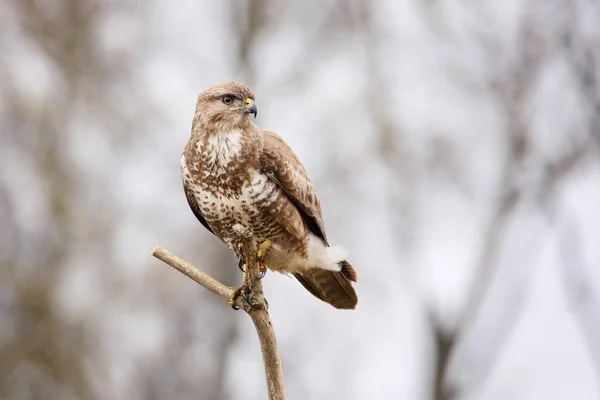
183, 180, 215, 236
259, 130, 328, 245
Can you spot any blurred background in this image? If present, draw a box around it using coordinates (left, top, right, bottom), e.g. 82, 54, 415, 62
1, 0, 600, 399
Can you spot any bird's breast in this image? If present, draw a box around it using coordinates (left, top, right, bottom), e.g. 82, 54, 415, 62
193, 166, 280, 234
182, 130, 284, 242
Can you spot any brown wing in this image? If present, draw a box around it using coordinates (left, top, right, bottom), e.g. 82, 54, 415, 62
183, 180, 215, 236
259, 130, 328, 245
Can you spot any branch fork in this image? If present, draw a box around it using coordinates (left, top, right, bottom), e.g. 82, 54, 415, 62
151, 224, 285, 400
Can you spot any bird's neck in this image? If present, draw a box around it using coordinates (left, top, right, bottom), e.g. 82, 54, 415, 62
194, 115, 257, 138
184, 126, 261, 192
202, 129, 245, 168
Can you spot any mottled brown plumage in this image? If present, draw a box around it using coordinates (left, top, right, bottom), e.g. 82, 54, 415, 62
181, 82, 358, 309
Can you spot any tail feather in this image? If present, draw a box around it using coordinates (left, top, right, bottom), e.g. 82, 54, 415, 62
339, 260, 358, 282
294, 261, 358, 309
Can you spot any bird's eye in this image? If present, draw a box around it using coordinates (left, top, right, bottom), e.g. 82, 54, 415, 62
222, 96, 233, 105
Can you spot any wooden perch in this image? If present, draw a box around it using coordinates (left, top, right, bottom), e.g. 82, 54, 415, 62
151, 224, 285, 400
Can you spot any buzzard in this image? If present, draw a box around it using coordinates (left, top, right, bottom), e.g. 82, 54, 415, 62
181, 82, 358, 309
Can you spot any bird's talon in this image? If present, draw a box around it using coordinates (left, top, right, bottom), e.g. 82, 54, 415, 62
229, 286, 253, 310
257, 262, 267, 279
256, 240, 272, 279
229, 287, 245, 310
257, 240, 273, 259
238, 259, 246, 272
241, 290, 251, 305
229, 299, 241, 310
229, 290, 241, 309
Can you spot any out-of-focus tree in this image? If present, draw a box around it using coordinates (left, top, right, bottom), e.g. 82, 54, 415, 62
2, 0, 600, 399
0, 0, 138, 397
416, 0, 600, 398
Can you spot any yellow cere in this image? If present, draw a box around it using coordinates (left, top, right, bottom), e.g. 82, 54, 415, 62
245, 98, 254, 106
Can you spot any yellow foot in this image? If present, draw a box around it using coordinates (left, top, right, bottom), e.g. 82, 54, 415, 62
256, 240, 273, 279
236, 242, 246, 272
229, 285, 267, 310
229, 285, 250, 310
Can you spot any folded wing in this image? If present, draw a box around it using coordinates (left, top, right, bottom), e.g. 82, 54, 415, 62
259, 130, 328, 245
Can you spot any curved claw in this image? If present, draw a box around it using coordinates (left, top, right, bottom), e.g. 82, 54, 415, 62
229, 286, 252, 310
256, 240, 272, 279
238, 259, 246, 272
241, 290, 251, 305
256, 264, 267, 279
229, 287, 243, 310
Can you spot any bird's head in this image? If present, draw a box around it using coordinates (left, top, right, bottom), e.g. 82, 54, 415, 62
192, 82, 257, 134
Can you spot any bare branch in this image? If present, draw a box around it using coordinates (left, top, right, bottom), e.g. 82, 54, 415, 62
429, 313, 456, 400
151, 247, 233, 302
151, 226, 285, 400
556, 211, 600, 382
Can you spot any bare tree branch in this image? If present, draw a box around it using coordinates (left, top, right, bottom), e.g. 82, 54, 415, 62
429, 313, 455, 400
152, 247, 233, 301
151, 225, 285, 400
556, 212, 600, 384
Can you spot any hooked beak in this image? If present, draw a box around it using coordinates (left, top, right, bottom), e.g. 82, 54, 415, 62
244, 98, 257, 118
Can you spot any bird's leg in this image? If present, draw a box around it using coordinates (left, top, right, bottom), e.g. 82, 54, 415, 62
229, 242, 251, 309
229, 268, 251, 310
229, 239, 271, 310
236, 242, 247, 272
256, 239, 272, 279
237, 259, 245, 272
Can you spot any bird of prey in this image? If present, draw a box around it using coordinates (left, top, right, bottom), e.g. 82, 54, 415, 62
181, 82, 358, 309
